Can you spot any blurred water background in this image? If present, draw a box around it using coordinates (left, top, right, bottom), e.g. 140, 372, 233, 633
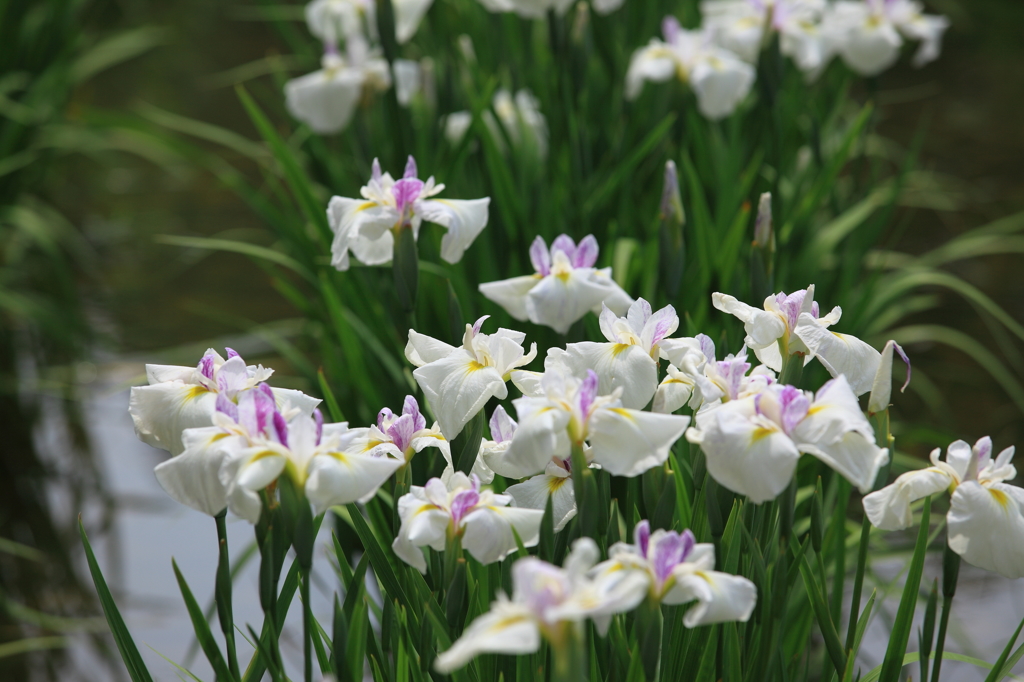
2, 0, 1023, 679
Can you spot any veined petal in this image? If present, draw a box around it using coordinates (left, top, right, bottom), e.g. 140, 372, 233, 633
327, 196, 397, 270
305, 451, 405, 513
146, 364, 194, 384
350, 229, 396, 267
948, 481, 1024, 579
236, 448, 288, 491
669, 570, 758, 626
499, 399, 571, 478
461, 505, 544, 564
795, 313, 881, 396
129, 382, 217, 455
524, 273, 602, 335
405, 330, 456, 366
505, 472, 577, 531
688, 400, 800, 503
434, 600, 540, 673
561, 342, 658, 409
587, 408, 690, 477
799, 433, 889, 495
419, 198, 491, 264
271, 388, 321, 417
652, 371, 695, 414
479, 276, 540, 322
153, 428, 240, 516
510, 369, 545, 397
413, 352, 507, 440
863, 467, 953, 531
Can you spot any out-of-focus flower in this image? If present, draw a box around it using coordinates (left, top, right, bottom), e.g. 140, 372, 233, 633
702, 0, 833, 76
305, 0, 377, 44
444, 111, 474, 145
554, 299, 679, 409
338, 395, 451, 465
713, 285, 881, 395
406, 316, 537, 440
475, 0, 574, 20
593, 520, 757, 625
392, 471, 544, 572
327, 155, 490, 269
129, 348, 319, 456
479, 234, 632, 334
392, 59, 422, 106
155, 389, 401, 523
434, 538, 648, 672
822, 0, 949, 76
504, 365, 689, 478
626, 17, 756, 119
448, 90, 549, 159
591, 0, 626, 15
686, 376, 889, 502
285, 41, 391, 135
864, 437, 1024, 579
392, 0, 436, 43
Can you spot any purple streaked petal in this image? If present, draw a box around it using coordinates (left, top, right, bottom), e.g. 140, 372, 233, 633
650, 532, 688, 585
776, 290, 807, 332
489, 405, 518, 444
717, 356, 751, 400
215, 393, 239, 422
225, 347, 241, 360
810, 301, 820, 319
578, 370, 599, 418
273, 411, 289, 448
377, 407, 395, 431
450, 489, 480, 526
974, 436, 993, 463
529, 236, 551, 276
392, 177, 425, 212
198, 350, 217, 380
753, 392, 763, 417
634, 520, 651, 558
551, 234, 577, 263
573, 235, 599, 268
696, 334, 716, 363
237, 391, 259, 436
253, 384, 277, 435
371, 158, 382, 181
893, 342, 911, 393
472, 315, 489, 335
314, 409, 324, 446
679, 529, 696, 562
403, 155, 418, 179
403, 395, 426, 433
387, 414, 416, 452
662, 16, 682, 45
648, 306, 677, 346
778, 385, 810, 434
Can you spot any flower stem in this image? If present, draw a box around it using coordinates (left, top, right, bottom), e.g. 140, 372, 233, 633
214, 511, 240, 680
552, 623, 587, 682
931, 543, 961, 682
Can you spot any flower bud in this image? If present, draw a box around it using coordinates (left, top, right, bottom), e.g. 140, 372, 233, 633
753, 192, 773, 248
868, 340, 911, 415
659, 160, 686, 297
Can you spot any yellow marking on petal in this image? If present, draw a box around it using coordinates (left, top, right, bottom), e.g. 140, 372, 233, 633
990, 488, 1011, 508
608, 408, 634, 419
354, 201, 377, 212
487, 614, 530, 632
249, 449, 280, 463
612, 343, 633, 357
467, 361, 486, 372
327, 451, 348, 463
751, 426, 776, 443
183, 385, 209, 402
806, 405, 825, 416
548, 476, 570, 493
362, 439, 386, 453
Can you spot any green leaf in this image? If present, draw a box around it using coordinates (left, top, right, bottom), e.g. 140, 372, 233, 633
172, 559, 236, 682
78, 520, 154, 682
72, 26, 169, 82
985, 615, 1024, 682
154, 234, 311, 281
798, 553, 847, 673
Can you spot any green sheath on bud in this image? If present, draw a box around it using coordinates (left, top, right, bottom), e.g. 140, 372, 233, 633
393, 225, 419, 313
659, 160, 686, 298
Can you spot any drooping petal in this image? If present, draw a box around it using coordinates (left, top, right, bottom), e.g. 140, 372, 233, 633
837, 16, 903, 76
461, 505, 544, 564
689, 49, 756, 120
497, 398, 571, 478
667, 570, 758, 626
794, 313, 881, 396
434, 600, 541, 673
625, 41, 678, 100
800, 433, 890, 496
560, 342, 659, 410
652, 367, 696, 414
587, 408, 690, 477
712, 293, 787, 353
948, 481, 1024, 580
326, 196, 398, 270
129, 382, 217, 455
479, 276, 541, 322
412, 351, 507, 440
505, 470, 576, 531
405, 330, 457, 367
392, 0, 434, 43
419, 198, 491, 264
284, 67, 363, 135
153, 428, 240, 516
305, 451, 405, 514
863, 467, 954, 531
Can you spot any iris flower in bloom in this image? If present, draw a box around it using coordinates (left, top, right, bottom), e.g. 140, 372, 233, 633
592, 520, 757, 625
446, 89, 549, 161
129, 348, 319, 456
625, 17, 756, 120
405, 316, 537, 440
686, 376, 889, 503
304, 0, 376, 45
155, 387, 402, 523
337, 395, 451, 465
434, 538, 648, 672
822, 0, 949, 76
285, 38, 391, 135
864, 437, 1024, 579
327, 156, 490, 270
503, 364, 690, 478
392, 471, 544, 572
701, 0, 833, 76
479, 234, 632, 334
713, 285, 881, 395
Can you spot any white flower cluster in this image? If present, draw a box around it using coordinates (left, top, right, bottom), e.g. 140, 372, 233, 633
627, 0, 948, 118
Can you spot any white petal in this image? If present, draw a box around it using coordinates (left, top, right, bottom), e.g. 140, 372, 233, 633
479, 276, 540, 323
505, 473, 577, 531
498, 399, 571, 478
392, 0, 434, 43
153, 428, 239, 516
326, 196, 397, 270
305, 451, 404, 513
284, 68, 363, 135
509, 369, 545, 397
658, 336, 703, 368
862, 468, 953, 531
236, 449, 288, 492
462, 506, 544, 564
839, 20, 902, 76
712, 293, 786, 350
129, 382, 216, 455
419, 198, 491, 264
434, 601, 540, 673
625, 42, 677, 100
668, 570, 758, 626
688, 400, 801, 503
546, 568, 649, 635
413, 352, 507, 440
561, 342, 658, 409
948, 481, 1024, 579
146, 364, 194, 384
587, 408, 690, 477
689, 50, 756, 120
405, 330, 456, 367
795, 313, 881, 396
652, 369, 695, 415
271, 388, 321, 417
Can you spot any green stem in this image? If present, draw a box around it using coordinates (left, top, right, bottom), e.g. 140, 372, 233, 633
931, 544, 961, 682
845, 516, 871, 652
301, 569, 312, 682
552, 623, 587, 682
214, 511, 240, 679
